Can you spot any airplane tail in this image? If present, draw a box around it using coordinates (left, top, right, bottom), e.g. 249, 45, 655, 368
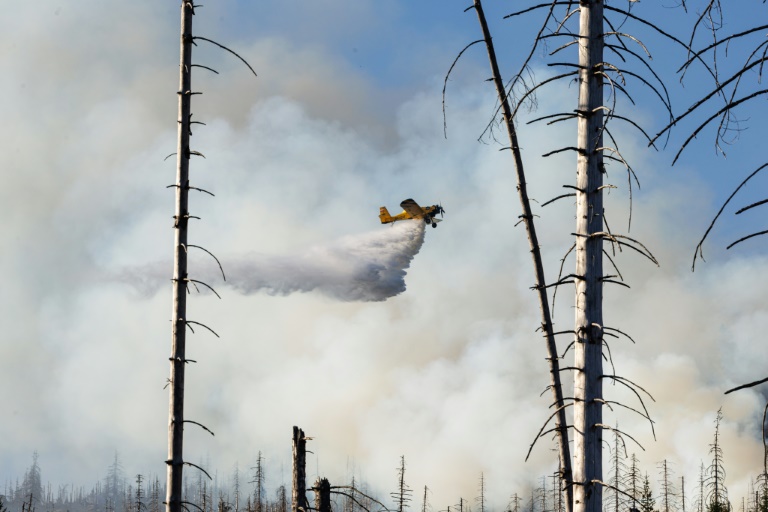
379, 206, 393, 224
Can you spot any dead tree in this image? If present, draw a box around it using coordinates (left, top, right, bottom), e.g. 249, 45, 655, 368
292, 427, 309, 512
606, 428, 628, 512
446, 3, 674, 512
657, 460, 677, 512
165, 3, 254, 512
390, 457, 412, 512
252, 453, 265, 512
456, 3, 573, 507
572, 4, 606, 511
136, 475, 146, 512
166, 4, 195, 509
290, 438, 388, 512
705, 410, 730, 512
313, 480, 331, 512
476, 474, 486, 512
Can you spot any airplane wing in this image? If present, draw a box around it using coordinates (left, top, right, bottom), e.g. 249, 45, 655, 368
399, 198, 424, 219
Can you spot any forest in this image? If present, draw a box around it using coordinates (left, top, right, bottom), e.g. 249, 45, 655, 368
3, 411, 767, 512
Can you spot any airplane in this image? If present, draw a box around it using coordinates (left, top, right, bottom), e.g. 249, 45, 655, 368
379, 198, 446, 228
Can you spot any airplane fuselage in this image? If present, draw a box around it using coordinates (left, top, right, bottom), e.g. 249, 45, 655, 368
379, 199, 444, 228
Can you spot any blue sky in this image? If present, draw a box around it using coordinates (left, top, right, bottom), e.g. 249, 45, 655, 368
1, 1, 768, 510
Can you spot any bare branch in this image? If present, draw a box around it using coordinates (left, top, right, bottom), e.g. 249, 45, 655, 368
541, 193, 577, 207
673, 89, 768, 165
724, 375, 768, 394
600, 375, 656, 439
193, 36, 258, 77
180, 501, 205, 512
735, 197, 768, 215
604, 326, 636, 344
653, 57, 768, 146
552, 243, 577, 313
543, 146, 581, 158
525, 403, 573, 462
185, 320, 220, 338
692, 162, 768, 269
602, 249, 624, 281
594, 423, 646, 451
184, 462, 212, 480
185, 278, 221, 299
678, 24, 768, 74
504, 2, 570, 19
527, 112, 578, 125
183, 420, 215, 436
443, 39, 484, 138
590, 480, 637, 502
727, 230, 768, 250
187, 244, 226, 281
191, 64, 219, 74
511, 72, 579, 120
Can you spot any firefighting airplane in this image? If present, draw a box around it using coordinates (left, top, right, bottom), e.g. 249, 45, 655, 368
379, 198, 446, 228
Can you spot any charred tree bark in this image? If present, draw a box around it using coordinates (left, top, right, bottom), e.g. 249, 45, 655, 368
166, 3, 194, 512
573, 2, 605, 512
292, 427, 308, 512
313, 479, 331, 512
470, 2, 573, 510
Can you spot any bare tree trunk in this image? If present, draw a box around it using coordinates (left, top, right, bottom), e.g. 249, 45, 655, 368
573, 2, 604, 512
292, 427, 307, 512
166, 3, 193, 512
470, 3, 573, 510
312, 480, 331, 512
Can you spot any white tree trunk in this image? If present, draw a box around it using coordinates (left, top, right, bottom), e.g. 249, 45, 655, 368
573, 1, 604, 512
166, 2, 193, 512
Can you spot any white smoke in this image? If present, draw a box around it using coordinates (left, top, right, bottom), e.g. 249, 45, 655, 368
117, 219, 426, 302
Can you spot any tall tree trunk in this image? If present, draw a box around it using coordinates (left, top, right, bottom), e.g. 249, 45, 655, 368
573, 2, 604, 512
292, 427, 307, 512
470, 4, 574, 511
166, 3, 193, 512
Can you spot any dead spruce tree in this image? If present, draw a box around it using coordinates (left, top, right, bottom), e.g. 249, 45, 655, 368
444, 2, 683, 511
447, 2, 573, 507
391, 456, 412, 512
705, 410, 730, 512
166, 3, 255, 512
288, 427, 387, 512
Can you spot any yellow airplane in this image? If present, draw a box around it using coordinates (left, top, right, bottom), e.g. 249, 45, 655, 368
379, 198, 445, 228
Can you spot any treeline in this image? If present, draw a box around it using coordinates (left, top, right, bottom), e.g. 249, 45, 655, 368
2, 412, 766, 512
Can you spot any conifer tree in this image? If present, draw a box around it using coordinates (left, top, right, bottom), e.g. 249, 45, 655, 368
640, 474, 656, 512
251, 453, 265, 512
658, 461, 677, 512
22, 452, 43, 509
706, 410, 731, 512
476, 475, 486, 512
607, 430, 628, 512
626, 455, 642, 510
390, 457, 412, 512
